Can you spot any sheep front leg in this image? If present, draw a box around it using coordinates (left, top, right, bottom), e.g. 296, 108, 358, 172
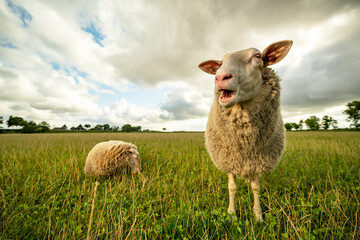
227, 172, 237, 215
250, 176, 263, 221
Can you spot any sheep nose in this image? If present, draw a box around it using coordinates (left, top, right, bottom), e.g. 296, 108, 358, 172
215, 73, 232, 82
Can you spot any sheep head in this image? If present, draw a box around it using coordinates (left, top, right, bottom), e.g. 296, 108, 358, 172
127, 149, 142, 173
198, 40, 293, 108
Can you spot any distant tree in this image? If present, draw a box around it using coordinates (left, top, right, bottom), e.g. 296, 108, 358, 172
322, 116, 337, 130
284, 123, 293, 131
291, 123, 300, 130
331, 119, 338, 129
284, 122, 301, 131
62, 124, 68, 130
111, 126, 120, 132
305, 115, 320, 130
39, 121, 50, 128
131, 126, 141, 132
163, 128, 166, 131
322, 116, 331, 130
103, 124, 111, 131
93, 124, 103, 131
21, 121, 37, 133
122, 124, 132, 132
84, 124, 91, 130
7, 115, 26, 128
0, 116, 3, 131
343, 100, 360, 129
39, 121, 50, 132
299, 120, 304, 130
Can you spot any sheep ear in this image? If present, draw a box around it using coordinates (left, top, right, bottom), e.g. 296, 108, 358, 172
262, 40, 293, 66
198, 60, 221, 75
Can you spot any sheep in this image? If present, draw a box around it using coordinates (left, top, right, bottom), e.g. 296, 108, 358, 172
198, 40, 293, 221
84, 140, 142, 177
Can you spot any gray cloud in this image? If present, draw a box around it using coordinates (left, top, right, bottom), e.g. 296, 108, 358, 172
0, 68, 18, 79
103, 0, 360, 87
160, 87, 211, 120
281, 26, 360, 113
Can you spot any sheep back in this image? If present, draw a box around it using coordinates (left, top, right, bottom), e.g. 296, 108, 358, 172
205, 67, 285, 179
84, 140, 138, 177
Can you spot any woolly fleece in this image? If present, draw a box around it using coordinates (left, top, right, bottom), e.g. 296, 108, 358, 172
84, 140, 141, 177
205, 67, 284, 179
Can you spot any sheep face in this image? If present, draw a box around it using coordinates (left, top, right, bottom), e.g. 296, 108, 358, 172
199, 40, 293, 108
216, 48, 263, 107
128, 150, 142, 173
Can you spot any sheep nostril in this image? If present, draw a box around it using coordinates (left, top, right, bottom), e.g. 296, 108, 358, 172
224, 74, 232, 80
216, 74, 232, 82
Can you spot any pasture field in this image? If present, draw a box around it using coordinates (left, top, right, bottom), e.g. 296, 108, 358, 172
0, 132, 359, 239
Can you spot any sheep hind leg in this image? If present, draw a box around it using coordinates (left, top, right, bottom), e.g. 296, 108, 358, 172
250, 176, 263, 221
227, 172, 237, 215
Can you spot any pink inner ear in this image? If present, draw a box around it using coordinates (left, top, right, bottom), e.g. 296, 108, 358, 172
198, 60, 221, 75
262, 40, 293, 66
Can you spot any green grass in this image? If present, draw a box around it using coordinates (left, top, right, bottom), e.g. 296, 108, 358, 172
0, 132, 359, 239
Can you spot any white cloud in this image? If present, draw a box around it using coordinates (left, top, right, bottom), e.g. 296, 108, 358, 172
160, 85, 212, 120
105, 98, 165, 125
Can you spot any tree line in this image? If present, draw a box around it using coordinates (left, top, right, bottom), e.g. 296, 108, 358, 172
284, 100, 360, 131
0, 116, 141, 133
1, 116, 51, 133
284, 115, 338, 131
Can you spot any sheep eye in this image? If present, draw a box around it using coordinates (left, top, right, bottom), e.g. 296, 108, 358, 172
255, 53, 261, 58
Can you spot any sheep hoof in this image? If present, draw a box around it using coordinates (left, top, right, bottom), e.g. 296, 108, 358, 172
227, 209, 237, 221
227, 207, 236, 215
254, 213, 263, 222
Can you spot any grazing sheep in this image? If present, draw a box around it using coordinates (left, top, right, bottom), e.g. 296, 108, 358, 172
84, 140, 141, 177
198, 40, 293, 221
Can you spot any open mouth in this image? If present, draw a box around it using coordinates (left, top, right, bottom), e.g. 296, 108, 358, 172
219, 89, 236, 103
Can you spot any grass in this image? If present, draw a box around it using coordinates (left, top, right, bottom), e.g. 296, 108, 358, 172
0, 132, 359, 239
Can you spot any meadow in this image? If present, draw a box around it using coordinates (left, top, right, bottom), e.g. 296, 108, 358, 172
0, 132, 359, 239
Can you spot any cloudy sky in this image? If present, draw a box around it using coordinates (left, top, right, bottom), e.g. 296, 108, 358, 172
1, 0, 359, 131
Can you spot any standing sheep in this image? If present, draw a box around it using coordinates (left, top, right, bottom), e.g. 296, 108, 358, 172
84, 140, 142, 177
198, 40, 293, 221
